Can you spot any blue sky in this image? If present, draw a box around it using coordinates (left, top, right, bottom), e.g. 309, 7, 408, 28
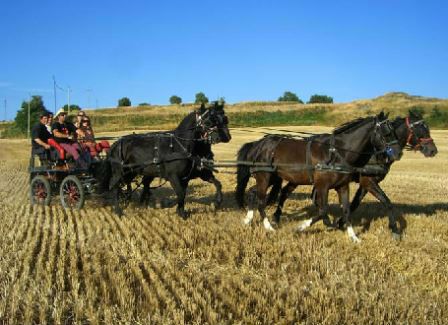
0, 0, 447, 120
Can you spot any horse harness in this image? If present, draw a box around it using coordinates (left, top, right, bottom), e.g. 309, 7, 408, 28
248, 119, 396, 182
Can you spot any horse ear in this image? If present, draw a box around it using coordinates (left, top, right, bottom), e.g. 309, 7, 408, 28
378, 111, 385, 119
385, 112, 390, 119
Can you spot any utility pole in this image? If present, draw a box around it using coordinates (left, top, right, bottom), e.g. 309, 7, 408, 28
3, 99, 6, 121
67, 86, 71, 115
53, 75, 57, 113
27, 95, 31, 139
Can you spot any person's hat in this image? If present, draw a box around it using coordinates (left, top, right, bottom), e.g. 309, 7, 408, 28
55, 108, 67, 117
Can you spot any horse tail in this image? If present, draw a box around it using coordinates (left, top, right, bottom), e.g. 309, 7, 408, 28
235, 141, 256, 208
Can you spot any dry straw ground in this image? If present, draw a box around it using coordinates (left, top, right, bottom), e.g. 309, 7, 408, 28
0, 126, 447, 324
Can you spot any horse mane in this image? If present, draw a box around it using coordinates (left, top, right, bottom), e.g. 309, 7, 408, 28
174, 111, 197, 135
332, 116, 373, 135
392, 116, 404, 129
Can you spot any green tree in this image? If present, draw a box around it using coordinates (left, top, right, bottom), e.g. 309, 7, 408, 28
194, 92, 209, 105
14, 96, 49, 133
169, 95, 182, 105
138, 102, 151, 106
278, 91, 303, 103
118, 97, 132, 107
308, 94, 333, 104
409, 106, 424, 117
62, 104, 82, 112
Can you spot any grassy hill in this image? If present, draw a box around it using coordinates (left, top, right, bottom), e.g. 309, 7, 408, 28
2, 92, 448, 137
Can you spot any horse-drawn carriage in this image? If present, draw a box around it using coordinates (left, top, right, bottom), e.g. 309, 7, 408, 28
27, 102, 438, 242
28, 149, 99, 209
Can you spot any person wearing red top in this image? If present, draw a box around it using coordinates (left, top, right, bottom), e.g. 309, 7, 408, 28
51, 109, 88, 168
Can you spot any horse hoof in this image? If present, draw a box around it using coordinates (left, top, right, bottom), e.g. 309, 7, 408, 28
178, 211, 190, 220
391, 232, 401, 241
263, 218, 276, 232
350, 236, 361, 243
347, 226, 361, 243
297, 219, 312, 232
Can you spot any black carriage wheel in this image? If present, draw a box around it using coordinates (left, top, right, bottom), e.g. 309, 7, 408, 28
60, 175, 85, 209
30, 175, 52, 206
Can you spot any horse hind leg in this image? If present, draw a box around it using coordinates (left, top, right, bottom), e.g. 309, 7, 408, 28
273, 182, 297, 224
243, 185, 257, 225
139, 176, 154, 206
112, 186, 124, 217
168, 175, 189, 220
298, 186, 330, 232
255, 173, 275, 231
201, 171, 223, 209
339, 185, 361, 243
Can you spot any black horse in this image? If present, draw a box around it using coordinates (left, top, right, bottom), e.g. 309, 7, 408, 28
139, 137, 224, 208
96, 102, 231, 218
236, 112, 402, 242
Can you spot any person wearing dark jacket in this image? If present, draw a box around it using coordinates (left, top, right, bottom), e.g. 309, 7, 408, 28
31, 112, 52, 162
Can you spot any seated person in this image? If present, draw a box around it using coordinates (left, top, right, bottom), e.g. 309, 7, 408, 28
31, 113, 52, 163
51, 108, 88, 168
76, 116, 110, 157
74, 110, 87, 129
45, 113, 53, 136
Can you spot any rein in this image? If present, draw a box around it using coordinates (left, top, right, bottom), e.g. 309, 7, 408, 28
405, 117, 434, 150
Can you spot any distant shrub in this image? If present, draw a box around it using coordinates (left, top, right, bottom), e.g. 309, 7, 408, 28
194, 92, 209, 105
409, 106, 424, 117
62, 104, 81, 112
169, 96, 182, 105
278, 91, 303, 103
138, 103, 151, 106
308, 94, 333, 104
118, 97, 131, 107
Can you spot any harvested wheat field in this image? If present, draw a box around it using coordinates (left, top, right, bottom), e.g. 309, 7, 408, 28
0, 126, 447, 325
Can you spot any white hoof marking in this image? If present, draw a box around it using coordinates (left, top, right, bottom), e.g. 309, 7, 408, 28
243, 210, 254, 225
298, 219, 313, 232
347, 226, 361, 243
263, 218, 275, 232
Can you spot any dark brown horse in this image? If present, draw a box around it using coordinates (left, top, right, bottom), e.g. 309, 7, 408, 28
269, 111, 437, 239
237, 113, 402, 242
331, 111, 438, 231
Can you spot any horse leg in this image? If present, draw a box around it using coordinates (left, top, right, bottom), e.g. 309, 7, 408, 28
168, 175, 189, 220
255, 173, 275, 231
243, 185, 257, 225
273, 182, 297, 224
364, 179, 400, 240
200, 170, 223, 209
339, 184, 361, 243
350, 184, 369, 213
112, 186, 123, 217
139, 176, 154, 205
266, 175, 282, 206
298, 186, 331, 231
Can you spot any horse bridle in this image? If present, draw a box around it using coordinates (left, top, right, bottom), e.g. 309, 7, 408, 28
405, 117, 434, 150
373, 118, 399, 157
195, 110, 219, 143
